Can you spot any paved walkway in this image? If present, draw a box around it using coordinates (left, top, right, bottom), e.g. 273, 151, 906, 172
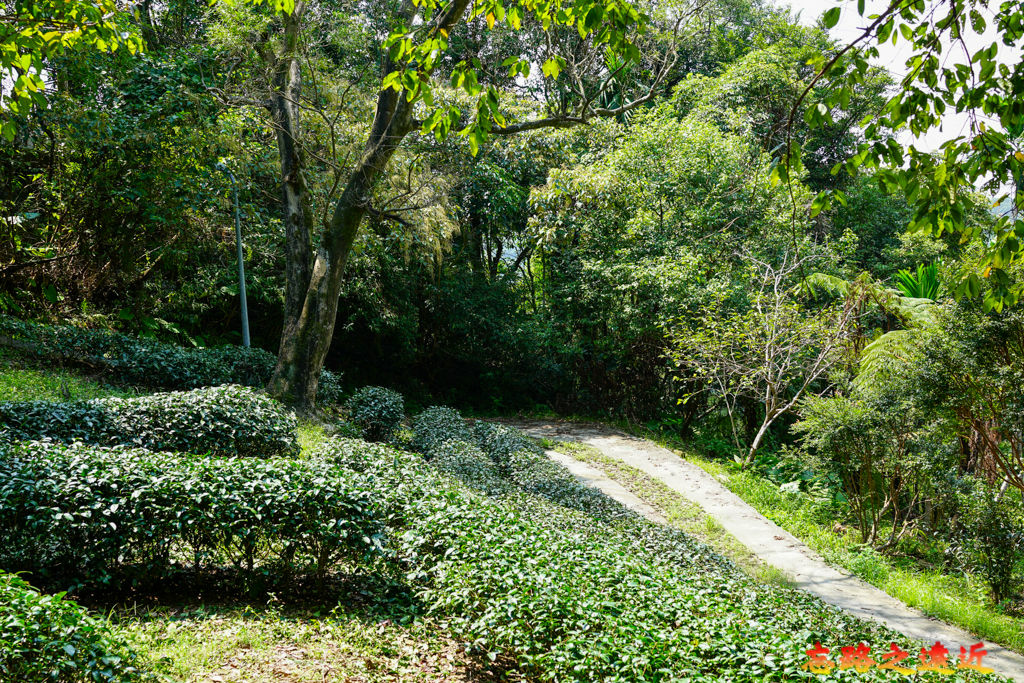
512, 420, 1024, 682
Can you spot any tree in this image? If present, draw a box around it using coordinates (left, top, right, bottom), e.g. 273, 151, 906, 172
786, 0, 1024, 311
671, 252, 854, 465
258, 0, 694, 409
1, 0, 142, 131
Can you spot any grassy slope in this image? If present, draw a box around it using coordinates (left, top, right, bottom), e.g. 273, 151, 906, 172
689, 453, 1024, 654
0, 353, 503, 683
597, 417, 1024, 655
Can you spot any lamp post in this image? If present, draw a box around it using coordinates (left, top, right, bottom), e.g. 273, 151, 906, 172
215, 162, 250, 347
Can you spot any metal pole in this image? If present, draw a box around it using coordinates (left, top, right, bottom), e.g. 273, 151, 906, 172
217, 163, 250, 347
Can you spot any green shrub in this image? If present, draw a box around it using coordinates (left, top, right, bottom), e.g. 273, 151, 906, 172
410, 406, 471, 456
0, 316, 342, 403
310, 436, 939, 682
473, 420, 541, 471
0, 440, 383, 587
950, 481, 1024, 604
431, 439, 510, 496
474, 421, 629, 523
346, 386, 404, 442
0, 385, 298, 458
0, 571, 153, 682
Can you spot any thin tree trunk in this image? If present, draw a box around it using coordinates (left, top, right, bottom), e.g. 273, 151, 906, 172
267, 7, 314, 335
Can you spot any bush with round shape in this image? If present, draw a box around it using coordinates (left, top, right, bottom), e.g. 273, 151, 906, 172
0, 440, 383, 587
346, 386, 405, 442
0, 385, 298, 458
0, 571, 154, 682
410, 406, 472, 457
431, 439, 510, 496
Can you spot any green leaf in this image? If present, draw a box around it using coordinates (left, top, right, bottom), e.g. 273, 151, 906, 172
541, 58, 562, 80
822, 7, 840, 28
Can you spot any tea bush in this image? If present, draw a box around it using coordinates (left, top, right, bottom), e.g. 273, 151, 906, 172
410, 406, 472, 456
0, 440, 383, 587
431, 439, 511, 496
346, 386, 404, 442
309, 436, 961, 682
474, 421, 630, 523
0, 316, 343, 403
0, 571, 154, 682
0, 385, 298, 458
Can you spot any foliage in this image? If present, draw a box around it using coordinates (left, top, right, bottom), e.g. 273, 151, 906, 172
671, 253, 853, 463
0, 571, 154, 682
0, 0, 141, 123
346, 386, 405, 442
794, 392, 953, 548
0, 316, 343, 402
689, 451, 1024, 652
909, 302, 1024, 494
800, 0, 1024, 310
430, 439, 510, 496
410, 406, 472, 457
309, 433, 967, 682
949, 482, 1024, 605
0, 439, 383, 588
895, 263, 940, 301
0, 385, 299, 458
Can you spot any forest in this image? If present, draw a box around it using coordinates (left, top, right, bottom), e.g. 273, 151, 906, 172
2, 0, 1024, 680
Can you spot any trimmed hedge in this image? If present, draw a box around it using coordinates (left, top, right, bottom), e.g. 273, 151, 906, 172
0, 315, 343, 403
0, 385, 299, 458
310, 429, 972, 682
0, 571, 153, 682
346, 386, 404, 442
431, 439, 510, 496
410, 406, 472, 457
0, 440, 383, 587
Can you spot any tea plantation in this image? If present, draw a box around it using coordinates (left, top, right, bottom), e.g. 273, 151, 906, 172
0, 332, 997, 681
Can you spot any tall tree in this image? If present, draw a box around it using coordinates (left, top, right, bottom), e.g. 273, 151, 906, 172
261, 0, 693, 409
786, 0, 1024, 311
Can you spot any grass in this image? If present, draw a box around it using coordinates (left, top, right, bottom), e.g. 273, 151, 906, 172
532, 415, 1024, 655
0, 349, 134, 401
122, 602, 497, 683
684, 448, 1024, 654
547, 439, 794, 586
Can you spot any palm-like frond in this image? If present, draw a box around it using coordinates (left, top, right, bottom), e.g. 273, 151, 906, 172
854, 329, 923, 390
894, 263, 940, 300
801, 272, 849, 299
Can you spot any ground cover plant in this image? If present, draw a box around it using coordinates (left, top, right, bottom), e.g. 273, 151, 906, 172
0, 385, 299, 457
307, 412, 992, 682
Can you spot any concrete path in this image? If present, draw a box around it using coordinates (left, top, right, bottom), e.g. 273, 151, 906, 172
511, 420, 1024, 682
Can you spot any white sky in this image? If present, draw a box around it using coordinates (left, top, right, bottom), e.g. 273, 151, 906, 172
788, 0, 1020, 155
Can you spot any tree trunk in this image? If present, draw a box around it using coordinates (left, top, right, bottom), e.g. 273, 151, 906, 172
267, 86, 415, 409
744, 412, 776, 467
267, 8, 314, 335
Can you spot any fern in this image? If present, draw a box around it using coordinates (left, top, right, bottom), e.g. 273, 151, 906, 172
854, 329, 923, 390
801, 272, 849, 299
